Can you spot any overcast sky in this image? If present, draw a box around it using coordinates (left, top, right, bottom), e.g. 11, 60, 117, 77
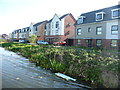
0, 0, 119, 35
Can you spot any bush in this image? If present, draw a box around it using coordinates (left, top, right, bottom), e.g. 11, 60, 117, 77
1, 42, 119, 88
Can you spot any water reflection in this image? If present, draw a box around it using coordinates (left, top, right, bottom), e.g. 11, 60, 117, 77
1, 47, 88, 89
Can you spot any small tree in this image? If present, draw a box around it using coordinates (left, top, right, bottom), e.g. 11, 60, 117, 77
28, 35, 37, 44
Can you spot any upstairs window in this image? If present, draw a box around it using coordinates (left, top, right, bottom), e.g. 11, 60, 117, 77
111, 25, 118, 35
77, 18, 83, 24
44, 24, 47, 29
77, 16, 85, 24
19, 30, 21, 33
88, 27, 91, 32
96, 26, 102, 35
77, 28, 81, 35
66, 23, 71, 28
52, 22, 54, 28
35, 27, 37, 31
112, 9, 120, 18
49, 24, 50, 29
96, 12, 105, 21
65, 31, 70, 36
56, 21, 59, 28
29, 29, 31, 32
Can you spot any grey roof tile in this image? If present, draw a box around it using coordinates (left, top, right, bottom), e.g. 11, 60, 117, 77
75, 5, 120, 25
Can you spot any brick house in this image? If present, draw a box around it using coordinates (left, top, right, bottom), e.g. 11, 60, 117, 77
32, 20, 47, 41
11, 29, 20, 41
44, 13, 76, 44
69, 5, 120, 49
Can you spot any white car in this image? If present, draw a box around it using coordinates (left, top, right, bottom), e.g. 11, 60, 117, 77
37, 40, 49, 45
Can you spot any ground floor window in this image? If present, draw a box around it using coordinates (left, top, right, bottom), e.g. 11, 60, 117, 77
111, 40, 117, 47
96, 39, 102, 47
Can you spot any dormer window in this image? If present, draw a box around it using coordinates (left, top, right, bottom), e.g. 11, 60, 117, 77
77, 16, 85, 24
111, 8, 120, 19
96, 12, 105, 21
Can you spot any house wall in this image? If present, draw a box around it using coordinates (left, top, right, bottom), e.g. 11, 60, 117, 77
106, 20, 118, 39
61, 14, 75, 41
29, 23, 34, 36
37, 22, 47, 41
51, 15, 62, 35
44, 23, 50, 36
75, 22, 106, 39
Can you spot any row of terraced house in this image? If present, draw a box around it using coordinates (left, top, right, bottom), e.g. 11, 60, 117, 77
9, 5, 120, 49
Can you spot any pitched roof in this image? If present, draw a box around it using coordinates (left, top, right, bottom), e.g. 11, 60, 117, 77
47, 14, 59, 23
59, 13, 69, 20
75, 5, 120, 25
47, 18, 53, 23
33, 20, 47, 27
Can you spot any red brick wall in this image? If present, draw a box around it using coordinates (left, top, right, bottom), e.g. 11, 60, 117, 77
102, 39, 111, 49
37, 21, 47, 41
60, 14, 76, 41
76, 39, 119, 49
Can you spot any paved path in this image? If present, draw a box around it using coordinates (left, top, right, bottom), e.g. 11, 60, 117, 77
0, 47, 88, 89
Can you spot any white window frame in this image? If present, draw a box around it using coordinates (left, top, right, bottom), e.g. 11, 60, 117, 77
77, 28, 81, 35
77, 39, 81, 45
96, 26, 102, 35
111, 40, 117, 47
96, 39, 102, 47
77, 16, 85, 24
111, 25, 118, 35
111, 8, 120, 19
96, 12, 105, 21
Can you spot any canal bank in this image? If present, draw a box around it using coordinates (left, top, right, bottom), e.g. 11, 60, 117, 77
0, 47, 90, 89
1, 43, 119, 88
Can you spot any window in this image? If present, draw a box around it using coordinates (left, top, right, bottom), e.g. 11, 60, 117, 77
56, 29, 59, 34
44, 24, 47, 29
29, 29, 31, 32
77, 40, 81, 45
66, 23, 71, 28
96, 12, 105, 21
19, 30, 21, 33
96, 14, 102, 20
52, 22, 54, 28
35, 27, 37, 31
112, 9, 120, 18
27, 28, 29, 31
77, 16, 85, 24
96, 26, 102, 35
96, 40, 102, 47
111, 25, 118, 35
56, 21, 59, 28
44, 31, 47, 35
88, 27, 91, 32
49, 24, 50, 29
24, 29, 26, 32
111, 40, 117, 47
77, 28, 81, 35
77, 18, 83, 24
65, 31, 70, 36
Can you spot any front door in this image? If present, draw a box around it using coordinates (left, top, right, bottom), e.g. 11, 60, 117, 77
88, 39, 92, 48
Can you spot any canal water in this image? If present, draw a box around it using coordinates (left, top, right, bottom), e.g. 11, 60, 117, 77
0, 47, 89, 89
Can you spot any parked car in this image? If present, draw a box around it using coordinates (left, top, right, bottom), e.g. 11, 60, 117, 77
19, 40, 26, 43
53, 41, 66, 46
36, 40, 49, 45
